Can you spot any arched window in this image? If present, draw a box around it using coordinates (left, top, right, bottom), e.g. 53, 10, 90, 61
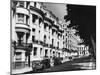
26, 16, 29, 25
34, 2, 36, 7
32, 14, 38, 23
39, 18, 42, 25
19, 1, 24, 7
33, 47, 37, 56
17, 13, 24, 23
26, 2, 30, 9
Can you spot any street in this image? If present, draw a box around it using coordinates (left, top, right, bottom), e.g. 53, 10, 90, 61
22, 56, 96, 74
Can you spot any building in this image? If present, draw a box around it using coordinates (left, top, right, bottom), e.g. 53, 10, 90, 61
11, 1, 65, 69
77, 45, 89, 57
11, 1, 32, 69
62, 20, 89, 59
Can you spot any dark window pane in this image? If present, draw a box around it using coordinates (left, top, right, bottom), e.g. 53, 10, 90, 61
32, 36, 35, 42
19, 1, 24, 7
33, 47, 37, 56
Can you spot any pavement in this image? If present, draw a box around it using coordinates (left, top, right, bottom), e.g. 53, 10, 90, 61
72, 62, 96, 69
12, 66, 32, 75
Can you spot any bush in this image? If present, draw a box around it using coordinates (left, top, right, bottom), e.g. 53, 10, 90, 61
42, 58, 50, 69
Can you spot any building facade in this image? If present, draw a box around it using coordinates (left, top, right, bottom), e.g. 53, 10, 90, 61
62, 20, 90, 59
11, 1, 65, 69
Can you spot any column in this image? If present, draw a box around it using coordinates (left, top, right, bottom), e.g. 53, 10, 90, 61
24, 2, 26, 8
48, 49, 50, 58
23, 33, 26, 43
16, 14, 18, 23
24, 15, 26, 24
37, 47, 40, 58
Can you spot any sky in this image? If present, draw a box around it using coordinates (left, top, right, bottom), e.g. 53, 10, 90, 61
43, 2, 67, 22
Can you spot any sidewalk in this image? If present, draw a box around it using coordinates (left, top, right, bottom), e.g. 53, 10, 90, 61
73, 62, 96, 69
12, 67, 32, 74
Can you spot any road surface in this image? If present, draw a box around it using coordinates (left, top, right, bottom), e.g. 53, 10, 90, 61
22, 56, 96, 74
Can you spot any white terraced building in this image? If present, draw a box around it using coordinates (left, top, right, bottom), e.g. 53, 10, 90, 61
11, 1, 65, 69
61, 21, 90, 60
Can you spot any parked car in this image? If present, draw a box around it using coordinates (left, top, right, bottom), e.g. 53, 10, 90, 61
32, 60, 43, 71
32, 57, 50, 71
53, 57, 62, 66
41, 57, 50, 69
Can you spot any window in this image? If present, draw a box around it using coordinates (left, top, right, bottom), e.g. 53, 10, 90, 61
44, 23, 46, 29
45, 49, 48, 57
17, 32, 24, 45
16, 52, 21, 55
53, 51, 55, 56
34, 2, 37, 7
39, 30, 40, 33
63, 25, 64, 28
33, 47, 37, 56
63, 36, 64, 39
39, 18, 42, 25
32, 14, 38, 23
58, 53, 60, 57
26, 2, 30, 8
40, 48, 42, 55
44, 13, 47, 16
26, 16, 29, 25
50, 50, 52, 55
66, 38, 67, 42
32, 28, 35, 32
49, 36, 50, 39
49, 26, 51, 30
32, 36, 35, 42
61, 34, 62, 37
52, 29, 54, 35
15, 52, 22, 60
52, 39, 54, 46
19, 1, 24, 7
18, 13, 24, 18
63, 42, 64, 45
44, 35, 46, 43
66, 33, 67, 36
17, 13, 24, 23
57, 42, 59, 47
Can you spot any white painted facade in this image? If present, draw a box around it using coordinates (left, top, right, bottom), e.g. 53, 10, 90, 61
11, 1, 66, 69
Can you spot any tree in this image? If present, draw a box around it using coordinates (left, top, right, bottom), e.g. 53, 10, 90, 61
90, 35, 96, 60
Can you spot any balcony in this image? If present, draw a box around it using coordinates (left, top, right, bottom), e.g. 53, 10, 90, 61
32, 40, 38, 44
15, 23, 30, 32
43, 43, 48, 47
32, 39, 52, 47
50, 44, 56, 49
30, 6, 44, 18
58, 29, 64, 33
16, 7, 29, 16
44, 17, 53, 25
53, 24, 59, 30
32, 40, 44, 45
14, 43, 32, 51
40, 41, 44, 45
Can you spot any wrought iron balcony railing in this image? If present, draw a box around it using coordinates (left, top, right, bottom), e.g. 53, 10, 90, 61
13, 43, 32, 51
